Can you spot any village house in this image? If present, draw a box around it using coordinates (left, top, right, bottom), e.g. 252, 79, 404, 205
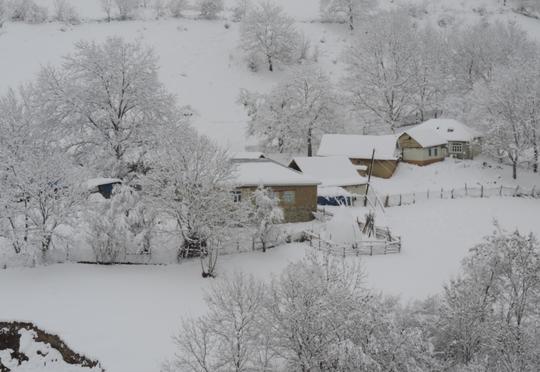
398, 126, 447, 166
411, 119, 482, 160
231, 158, 320, 223
317, 134, 400, 179
288, 156, 368, 206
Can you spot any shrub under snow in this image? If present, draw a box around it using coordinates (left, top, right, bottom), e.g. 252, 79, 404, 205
9, 0, 48, 24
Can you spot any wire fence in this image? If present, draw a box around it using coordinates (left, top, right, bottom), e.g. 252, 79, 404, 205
360, 184, 540, 209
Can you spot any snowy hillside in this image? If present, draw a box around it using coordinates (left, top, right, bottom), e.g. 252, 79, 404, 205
1, 0, 540, 150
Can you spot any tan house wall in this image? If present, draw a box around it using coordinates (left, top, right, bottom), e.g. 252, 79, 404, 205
398, 133, 446, 165
237, 185, 317, 223
350, 159, 398, 179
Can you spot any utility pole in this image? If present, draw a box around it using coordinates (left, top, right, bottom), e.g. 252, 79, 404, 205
364, 149, 376, 207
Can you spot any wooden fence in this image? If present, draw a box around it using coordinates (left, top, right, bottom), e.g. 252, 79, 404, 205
304, 229, 401, 257
361, 184, 540, 209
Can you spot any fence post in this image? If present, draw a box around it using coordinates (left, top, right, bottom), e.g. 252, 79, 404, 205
532, 186, 536, 198
451, 189, 454, 199
343, 246, 346, 258
384, 195, 389, 208
499, 185, 503, 196
370, 245, 373, 256
514, 185, 520, 197
465, 183, 468, 196
398, 237, 401, 253
440, 188, 443, 199
481, 185, 484, 198
413, 193, 416, 204
399, 194, 402, 206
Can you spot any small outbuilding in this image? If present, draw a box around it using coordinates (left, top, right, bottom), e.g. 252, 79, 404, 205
398, 127, 447, 166
288, 156, 368, 206
86, 178, 122, 199
412, 119, 482, 159
231, 159, 320, 223
317, 134, 400, 179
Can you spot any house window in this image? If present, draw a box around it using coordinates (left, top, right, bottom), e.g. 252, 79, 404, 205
282, 191, 295, 204
451, 143, 463, 153
429, 147, 438, 157
232, 190, 242, 203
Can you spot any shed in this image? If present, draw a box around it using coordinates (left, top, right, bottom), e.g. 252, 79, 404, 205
317, 134, 400, 178
398, 127, 447, 166
86, 178, 122, 199
231, 159, 320, 223
412, 119, 482, 159
288, 156, 368, 198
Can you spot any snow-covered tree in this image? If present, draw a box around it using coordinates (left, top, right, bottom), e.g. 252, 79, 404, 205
9, 0, 48, 23
36, 37, 182, 179
240, 1, 299, 72
241, 65, 343, 155
114, 0, 139, 20
101, 0, 114, 21
232, 0, 250, 22
471, 57, 540, 179
0, 88, 81, 261
167, 0, 186, 18
168, 273, 268, 372
249, 186, 283, 253
152, 0, 167, 18
320, 0, 377, 30
196, 0, 223, 19
433, 228, 540, 370
53, 0, 80, 24
344, 10, 420, 132
144, 127, 245, 277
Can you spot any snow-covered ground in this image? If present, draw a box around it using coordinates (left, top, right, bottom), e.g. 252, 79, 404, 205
2, 197, 539, 372
1, 0, 540, 150
372, 157, 540, 195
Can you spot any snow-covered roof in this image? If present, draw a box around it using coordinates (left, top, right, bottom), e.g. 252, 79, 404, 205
231, 151, 265, 160
317, 134, 399, 160
232, 159, 320, 187
401, 126, 447, 148
317, 186, 352, 197
289, 156, 368, 187
414, 119, 482, 143
86, 178, 122, 190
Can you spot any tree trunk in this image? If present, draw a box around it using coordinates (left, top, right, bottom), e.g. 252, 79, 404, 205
307, 127, 313, 157
267, 55, 273, 72
533, 129, 538, 173
348, 5, 354, 31
513, 161, 517, 180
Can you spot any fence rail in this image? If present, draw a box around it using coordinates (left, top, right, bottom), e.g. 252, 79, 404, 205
361, 184, 540, 209
304, 230, 401, 257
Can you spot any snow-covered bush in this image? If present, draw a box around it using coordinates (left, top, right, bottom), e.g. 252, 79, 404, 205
249, 186, 283, 252
9, 0, 48, 24
167, 0, 186, 18
53, 0, 80, 25
0, 0, 8, 28
240, 2, 299, 71
84, 185, 153, 263
196, 0, 223, 19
